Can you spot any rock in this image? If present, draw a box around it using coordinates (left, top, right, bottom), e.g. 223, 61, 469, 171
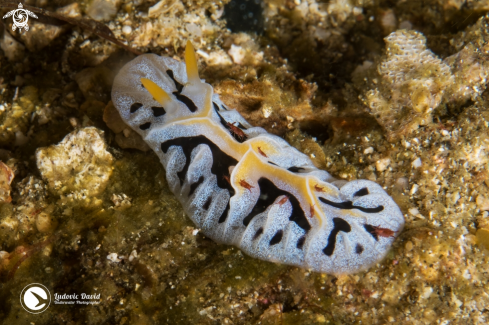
364, 30, 453, 141
376, 158, 391, 172
0, 30, 25, 61
87, 0, 118, 21
444, 15, 489, 104
111, 193, 131, 211
18, 21, 64, 52
36, 127, 113, 208
17, 4, 81, 52
103, 102, 150, 151
0, 86, 39, 146
0, 161, 14, 204
36, 212, 58, 233
75, 66, 114, 101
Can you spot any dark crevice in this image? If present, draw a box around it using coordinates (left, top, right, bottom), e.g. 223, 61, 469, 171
299, 119, 332, 144
353, 187, 369, 197
188, 176, 204, 196
323, 218, 351, 256
139, 122, 151, 130
319, 197, 383, 213
130, 103, 143, 113
243, 178, 311, 232
223, 0, 264, 34
269, 230, 283, 245
151, 106, 166, 117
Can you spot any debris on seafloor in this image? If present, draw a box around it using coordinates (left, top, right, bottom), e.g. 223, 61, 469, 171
0, 86, 38, 147
363, 30, 453, 140
0, 161, 14, 203
361, 15, 489, 141
35, 127, 113, 208
0, 1, 142, 55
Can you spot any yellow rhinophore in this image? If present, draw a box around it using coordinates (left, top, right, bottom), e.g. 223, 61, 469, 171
140, 78, 172, 106
185, 40, 200, 84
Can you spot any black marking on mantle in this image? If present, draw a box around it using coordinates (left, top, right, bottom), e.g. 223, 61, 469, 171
151, 106, 166, 117
253, 227, 263, 240
323, 218, 351, 256
219, 201, 231, 223
243, 178, 311, 232
269, 230, 283, 245
213, 102, 229, 128
161, 135, 238, 222
213, 102, 247, 143
355, 243, 364, 254
364, 224, 379, 241
297, 235, 306, 250
173, 92, 198, 112
188, 176, 204, 196
166, 69, 198, 113
318, 197, 384, 213
130, 103, 143, 113
139, 122, 151, 130
203, 196, 212, 210
166, 69, 184, 93
288, 166, 305, 173
353, 187, 369, 197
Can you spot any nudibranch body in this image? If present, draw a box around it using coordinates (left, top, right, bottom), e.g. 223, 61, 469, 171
111, 42, 404, 274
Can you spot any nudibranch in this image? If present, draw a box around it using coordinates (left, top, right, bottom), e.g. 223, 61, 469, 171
111, 41, 404, 274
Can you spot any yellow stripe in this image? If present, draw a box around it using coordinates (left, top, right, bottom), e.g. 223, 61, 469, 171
232, 150, 327, 226
171, 116, 352, 226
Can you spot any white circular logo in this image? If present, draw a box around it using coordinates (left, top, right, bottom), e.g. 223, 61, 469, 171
20, 283, 51, 314
2, 3, 38, 32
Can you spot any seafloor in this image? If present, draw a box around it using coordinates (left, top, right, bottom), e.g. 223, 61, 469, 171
1, 0, 489, 324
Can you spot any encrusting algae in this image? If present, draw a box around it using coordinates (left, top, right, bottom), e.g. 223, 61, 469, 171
35, 127, 114, 208
0, 0, 489, 324
361, 17, 489, 141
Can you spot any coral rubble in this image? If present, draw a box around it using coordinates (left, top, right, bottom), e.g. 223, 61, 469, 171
363, 16, 489, 141
364, 30, 453, 140
35, 127, 113, 208
0, 161, 14, 203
